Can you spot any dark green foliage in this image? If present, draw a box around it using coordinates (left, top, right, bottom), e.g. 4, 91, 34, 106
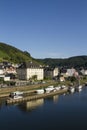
23, 51, 31, 57
0, 42, 87, 68
67, 76, 77, 82
38, 55, 87, 68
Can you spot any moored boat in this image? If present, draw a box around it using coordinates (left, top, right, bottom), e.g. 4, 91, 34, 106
10, 91, 23, 97
68, 87, 75, 93
54, 86, 61, 91
35, 89, 44, 94
61, 85, 66, 89
76, 85, 82, 92
13, 95, 23, 99
45, 86, 54, 93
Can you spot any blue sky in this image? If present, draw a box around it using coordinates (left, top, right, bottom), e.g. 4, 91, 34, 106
0, 0, 87, 58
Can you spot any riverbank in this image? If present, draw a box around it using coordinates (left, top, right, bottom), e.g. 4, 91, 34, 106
0, 81, 58, 98
0, 79, 86, 98
6, 87, 68, 104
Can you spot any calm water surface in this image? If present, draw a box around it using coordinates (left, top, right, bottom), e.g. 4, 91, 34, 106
0, 87, 87, 130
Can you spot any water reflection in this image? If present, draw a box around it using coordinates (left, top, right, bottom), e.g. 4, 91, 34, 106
53, 95, 59, 103
18, 98, 44, 112
0, 86, 83, 111
0, 97, 7, 109
17, 94, 60, 112
0, 87, 87, 130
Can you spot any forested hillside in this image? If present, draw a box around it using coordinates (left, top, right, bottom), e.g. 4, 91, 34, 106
0, 42, 87, 68
38, 56, 87, 68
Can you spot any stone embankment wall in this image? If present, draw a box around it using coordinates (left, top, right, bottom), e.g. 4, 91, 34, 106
6, 87, 68, 104
0, 81, 58, 98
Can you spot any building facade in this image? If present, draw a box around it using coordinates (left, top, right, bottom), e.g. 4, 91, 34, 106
17, 62, 44, 80
44, 67, 59, 79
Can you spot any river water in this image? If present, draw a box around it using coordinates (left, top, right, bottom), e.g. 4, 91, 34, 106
0, 86, 87, 130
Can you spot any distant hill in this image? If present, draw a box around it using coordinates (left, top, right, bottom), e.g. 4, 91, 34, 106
38, 56, 87, 68
1, 42, 87, 68
0, 42, 37, 63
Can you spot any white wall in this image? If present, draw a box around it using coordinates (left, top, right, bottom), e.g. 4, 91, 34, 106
27, 68, 44, 80
4, 76, 10, 81
53, 68, 59, 77
0, 69, 4, 74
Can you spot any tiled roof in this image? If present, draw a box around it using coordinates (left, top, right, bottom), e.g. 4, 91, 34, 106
19, 62, 40, 69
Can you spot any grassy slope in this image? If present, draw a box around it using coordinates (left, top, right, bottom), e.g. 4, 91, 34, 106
0, 42, 36, 63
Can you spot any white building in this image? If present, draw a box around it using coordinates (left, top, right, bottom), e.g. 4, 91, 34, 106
17, 62, 44, 80
81, 69, 87, 75
44, 67, 59, 79
53, 67, 59, 77
66, 68, 76, 77
4, 76, 10, 81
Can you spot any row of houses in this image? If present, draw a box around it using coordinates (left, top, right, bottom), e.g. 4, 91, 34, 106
0, 61, 59, 81
0, 62, 16, 81
0, 61, 87, 82
17, 62, 59, 80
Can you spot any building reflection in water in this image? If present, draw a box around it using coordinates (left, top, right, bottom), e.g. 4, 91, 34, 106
53, 95, 59, 103
17, 95, 59, 112
0, 97, 7, 109
46, 95, 59, 103
18, 98, 44, 112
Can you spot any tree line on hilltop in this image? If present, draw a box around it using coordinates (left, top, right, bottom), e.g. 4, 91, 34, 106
0, 42, 87, 68
37, 56, 87, 68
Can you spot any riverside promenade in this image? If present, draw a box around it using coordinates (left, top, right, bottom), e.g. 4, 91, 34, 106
6, 87, 68, 104
0, 81, 60, 98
